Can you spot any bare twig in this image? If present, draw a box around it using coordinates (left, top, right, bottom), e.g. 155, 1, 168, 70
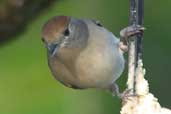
122, 0, 171, 113
121, 60, 171, 114
127, 0, 144, 95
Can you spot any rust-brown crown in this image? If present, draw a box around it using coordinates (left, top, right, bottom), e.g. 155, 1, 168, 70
42, 16, 71, 43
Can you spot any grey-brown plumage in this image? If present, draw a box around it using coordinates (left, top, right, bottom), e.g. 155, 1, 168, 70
41, 16, 144, 95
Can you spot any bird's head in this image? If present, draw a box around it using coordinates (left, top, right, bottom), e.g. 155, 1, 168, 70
41, 16, 90, 57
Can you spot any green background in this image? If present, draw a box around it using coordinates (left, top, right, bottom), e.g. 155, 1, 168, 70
0, 0, 170, 114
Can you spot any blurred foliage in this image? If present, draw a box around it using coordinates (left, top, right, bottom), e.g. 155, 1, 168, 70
0, 0, 55, 43
0, 0, 171, 114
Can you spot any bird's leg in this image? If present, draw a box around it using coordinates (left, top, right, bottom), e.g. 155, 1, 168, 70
119, 25, 145, 52
110, 83, 132, 99
110, 83, 121, 97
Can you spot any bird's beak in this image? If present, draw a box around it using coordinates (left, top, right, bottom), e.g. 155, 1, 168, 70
47, 43, 59, 57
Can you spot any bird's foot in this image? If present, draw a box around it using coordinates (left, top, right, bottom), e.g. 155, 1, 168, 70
110, 83, 134, 99
119, 89, 134, 100
120, 25, 145, 39
110, 83, 120, 97
119, 25, 145, 52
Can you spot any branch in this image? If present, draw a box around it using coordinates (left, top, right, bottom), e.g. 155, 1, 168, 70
121, 0, 171, 113
127, 0, 138, 94
127, 0, 144, 95
121, 60, 171, 114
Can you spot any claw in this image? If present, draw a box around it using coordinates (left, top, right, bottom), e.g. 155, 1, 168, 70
119, 89, 133, 99
119, 25, 145, 53
110, 83, 134, 99
120, 25, 145, 38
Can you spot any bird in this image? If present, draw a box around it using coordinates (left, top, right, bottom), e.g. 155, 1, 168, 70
41, 16, 144, 97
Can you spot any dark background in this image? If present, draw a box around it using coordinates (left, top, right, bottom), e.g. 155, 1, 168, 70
0, 0, 170, 114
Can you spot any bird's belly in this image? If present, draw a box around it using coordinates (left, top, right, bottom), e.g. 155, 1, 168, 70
75, 46, 125, 89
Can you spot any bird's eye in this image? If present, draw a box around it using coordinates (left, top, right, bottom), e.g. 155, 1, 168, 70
63, 28, 70, 37
94, 20, 103, 27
